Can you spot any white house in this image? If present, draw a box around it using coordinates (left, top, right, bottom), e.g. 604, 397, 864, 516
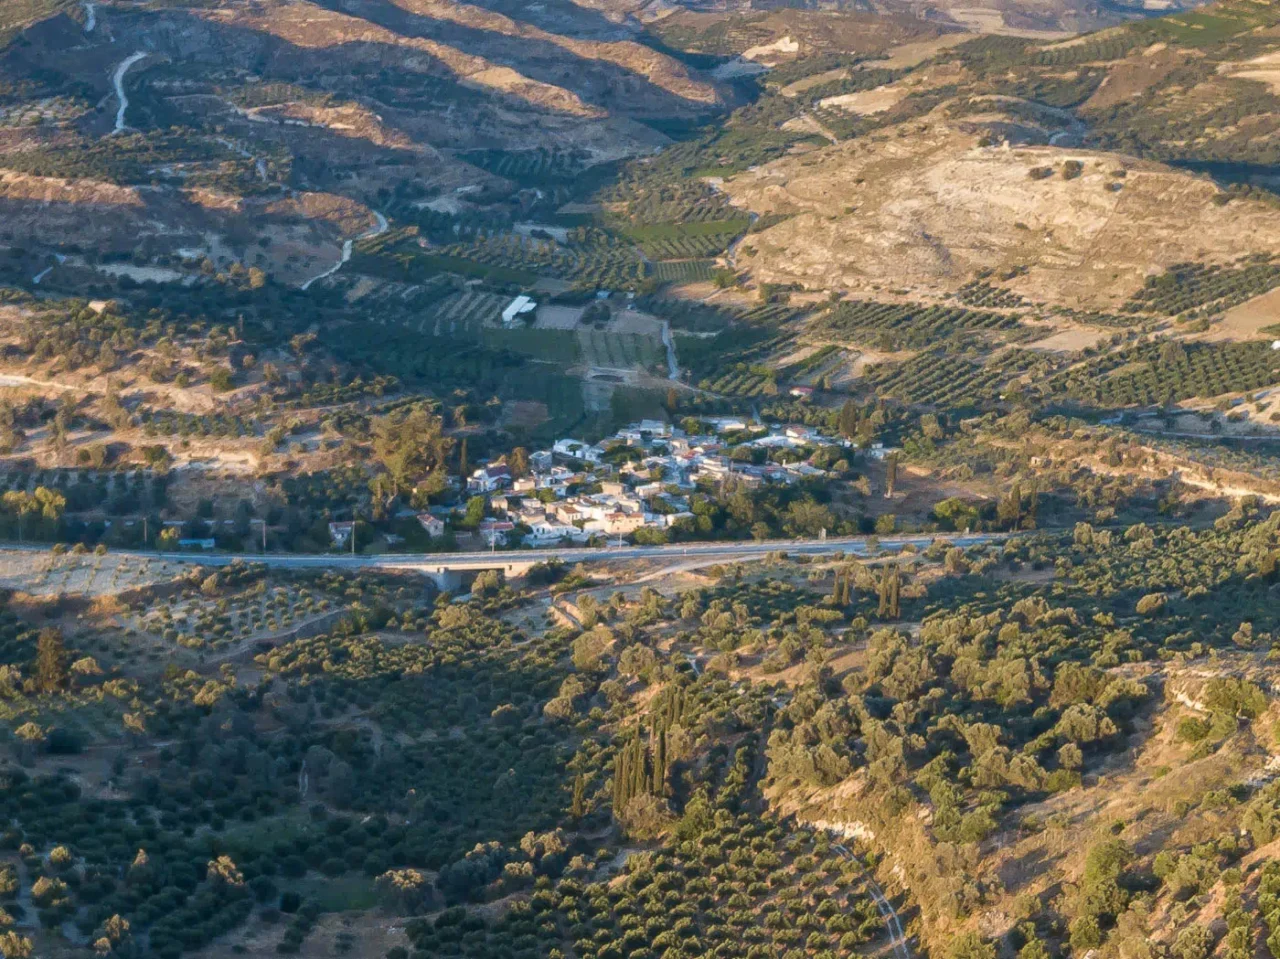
636, 419, 670, 436
526, 522, 590, 546
555, 502, 585, 525
468, 464, 511, 493
785, 425, 820, 442
659, 511, 694, 528
553, 438, 600, 463
865, 444, 901, 461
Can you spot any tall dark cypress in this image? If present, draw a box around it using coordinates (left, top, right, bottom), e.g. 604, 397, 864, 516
653, 730, 667, 796
613, 749, 628, 812
631, 736, 647, 801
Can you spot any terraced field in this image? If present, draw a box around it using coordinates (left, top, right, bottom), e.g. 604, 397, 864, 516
653, 259, 717, 284
578, 330, 665, 371
426, 291, 508, 337
815, 300, 1021, 351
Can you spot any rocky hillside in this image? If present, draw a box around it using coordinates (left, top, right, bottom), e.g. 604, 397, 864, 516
718, 0, 1280, 311
724, 123, 1280, 310
0, 0, 731, 284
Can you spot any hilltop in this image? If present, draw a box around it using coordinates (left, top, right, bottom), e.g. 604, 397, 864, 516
725, 127, 1280, 310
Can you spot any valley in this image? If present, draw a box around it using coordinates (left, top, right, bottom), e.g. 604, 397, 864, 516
0, 0, 1275, 958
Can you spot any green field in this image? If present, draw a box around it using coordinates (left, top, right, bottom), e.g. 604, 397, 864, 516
483, 327, 582, 364
619, 219, 752, 241
578, 330, 665, 370
653, 259, 717, 284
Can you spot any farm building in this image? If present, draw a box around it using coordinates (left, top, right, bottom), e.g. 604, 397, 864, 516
502, 295, 537, 327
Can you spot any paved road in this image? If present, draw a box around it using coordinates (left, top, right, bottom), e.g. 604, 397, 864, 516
32, 532, 1003, 572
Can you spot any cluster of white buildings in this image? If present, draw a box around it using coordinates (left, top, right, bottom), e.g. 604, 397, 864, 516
435, 416, 869, 547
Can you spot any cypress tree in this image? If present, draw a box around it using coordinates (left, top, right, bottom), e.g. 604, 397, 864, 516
631, 737, 646, 801
877, 563, 901, 619
613, 750, 627, 811
653, 730, 667, 796
35, 627, 66, 693
889, 563, 901, 619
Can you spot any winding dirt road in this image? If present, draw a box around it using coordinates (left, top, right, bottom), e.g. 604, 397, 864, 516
832, 842, 910, 959
299, 210, 389, 291
111, 51, 147, 135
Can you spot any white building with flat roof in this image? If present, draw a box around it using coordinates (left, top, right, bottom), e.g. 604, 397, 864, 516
501, 295, 537, 326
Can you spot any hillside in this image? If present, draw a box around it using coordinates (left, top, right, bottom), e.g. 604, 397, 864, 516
0, 2, 1276, 959
716, 0, 1280, 313
724, 125, 1280, 310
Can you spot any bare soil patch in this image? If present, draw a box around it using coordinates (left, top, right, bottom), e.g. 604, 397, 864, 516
1198, 285, 1280, 342
1024, 325, 1113, 352
819, 84, 910, 115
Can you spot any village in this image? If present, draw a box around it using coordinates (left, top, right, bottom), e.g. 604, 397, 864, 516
397, 415, 894, 550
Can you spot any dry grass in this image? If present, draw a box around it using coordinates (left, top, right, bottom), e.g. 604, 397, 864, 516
723, 119, 1280, 309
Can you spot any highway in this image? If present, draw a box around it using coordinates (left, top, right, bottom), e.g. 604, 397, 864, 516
51, 532, 1006, 572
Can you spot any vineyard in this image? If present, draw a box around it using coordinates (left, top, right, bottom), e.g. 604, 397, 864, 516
863, 350, 1038, 407
404, 810, 890, 959
682, 324, 801, 386
815, 300, 1020, 350
347, 215, 739, 296
273, 376, 401, 409
1121, 257, 1280, 318
621, 219, 751, 261
424, 291, 508, 337
1033, 34, 1144, 65
652, 260, 716, 284
140, 410, 261, 438
0, 468, 168, 515
702, 364, 780, 397
955, 280, 1029, 309
437, 235, 649, 291
606, 180, 741, 226
459, 148, 593, 184
1046, 339, 1280, 406
578, 330, 666, 371
485, 327, 582, 365
780, 345, 849, 386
